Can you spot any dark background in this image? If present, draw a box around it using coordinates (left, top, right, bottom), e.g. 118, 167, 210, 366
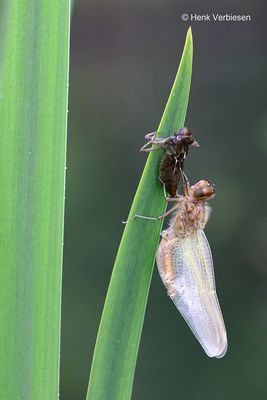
61, 1, 267, 399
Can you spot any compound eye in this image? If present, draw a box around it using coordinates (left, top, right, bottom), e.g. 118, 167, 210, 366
192, 181, 215, 200
177, 127, 192, 139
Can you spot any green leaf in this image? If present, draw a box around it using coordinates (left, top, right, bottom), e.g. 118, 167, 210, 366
87, 28, 193, 400
0, 1, 70, 399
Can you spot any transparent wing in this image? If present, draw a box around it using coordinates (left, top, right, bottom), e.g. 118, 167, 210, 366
157, 229, 227, 358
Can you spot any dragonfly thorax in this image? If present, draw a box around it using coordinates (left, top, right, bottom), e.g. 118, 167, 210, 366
169, 198, 211, 238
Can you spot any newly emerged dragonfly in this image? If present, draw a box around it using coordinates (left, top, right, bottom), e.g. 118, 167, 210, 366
125, 171, 227, 358
158, 172, 227, 358
140, 127, 199, 197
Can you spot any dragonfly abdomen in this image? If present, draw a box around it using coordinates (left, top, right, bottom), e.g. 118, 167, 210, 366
159, 153, 181, 197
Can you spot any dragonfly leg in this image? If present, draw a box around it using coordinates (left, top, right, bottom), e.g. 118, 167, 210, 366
157, 203, 180, 219
122, 214, 160, 224
122, 202, 180, 224
166, 195, 182, 202
140, 132, 158, 152
140, 132, 169, 152
140, 145, 159, 152
144, 132, 169, 143
180, 168, 189, 184
158, 176, 168, 200
158, 176, 181, 200
180, 169, 191, 197
144, 131, 157, 141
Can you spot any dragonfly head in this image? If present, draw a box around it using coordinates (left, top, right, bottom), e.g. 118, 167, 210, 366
175, 127, 199, 146
190, 180, 215, 201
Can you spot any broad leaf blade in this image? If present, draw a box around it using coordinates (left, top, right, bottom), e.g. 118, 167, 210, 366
87, 28, 193, 400
0, 1, 70, 399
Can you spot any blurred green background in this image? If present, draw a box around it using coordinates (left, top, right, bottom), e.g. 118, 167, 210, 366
61, 1, 267, 399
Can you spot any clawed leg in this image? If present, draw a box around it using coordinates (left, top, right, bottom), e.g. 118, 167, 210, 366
158, 176, 181, 201
158, 176, 167, 199
144, 131, 157, 141
122, 202, 180, 224
180, 169, 190, 197
122, 214, 160, 224
140, 132, 157, 152
166, 196, 182, 202
180, 168, 189, 184
140, 145, 159, 152
140, 132, 169, 152
122, 182, 181, 224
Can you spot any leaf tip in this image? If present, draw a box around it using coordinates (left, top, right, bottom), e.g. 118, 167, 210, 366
186, 26, 193, 42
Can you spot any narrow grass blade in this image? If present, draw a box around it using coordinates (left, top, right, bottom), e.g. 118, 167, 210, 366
87, 28, 193, 400
0, 1, 70, 399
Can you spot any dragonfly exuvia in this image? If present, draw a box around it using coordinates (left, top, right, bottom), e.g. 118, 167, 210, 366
140, 127, 199, 197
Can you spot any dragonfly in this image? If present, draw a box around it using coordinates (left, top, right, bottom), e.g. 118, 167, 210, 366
125, 171, 227, 358
140, 127, 199, 197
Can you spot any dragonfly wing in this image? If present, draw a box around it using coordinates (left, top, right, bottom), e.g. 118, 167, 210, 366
157, 229, 227, 358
